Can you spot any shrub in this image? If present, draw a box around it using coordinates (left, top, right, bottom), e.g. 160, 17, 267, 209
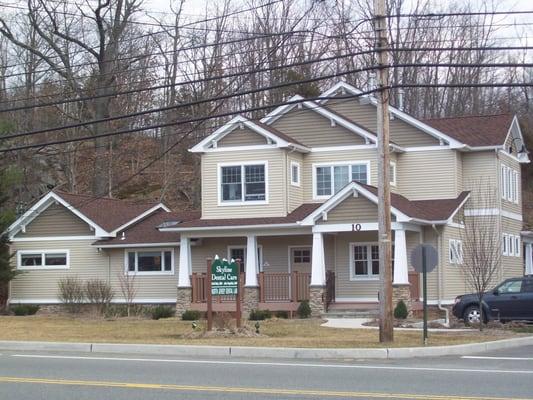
150, 305, 175, 320
181, 310, 201, 321
297, 300, 312, 319
85, 279, 114, 314
274, 310, 289, 319
394, 300, 409, 319
58, 277, 85, 313
10, 304, 39, 316
248, 309, 272, 321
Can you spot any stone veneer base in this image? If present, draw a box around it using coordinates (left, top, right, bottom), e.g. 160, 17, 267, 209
176, 287, 192, 315
309, 286, 325, 317
392, 284, 412, 316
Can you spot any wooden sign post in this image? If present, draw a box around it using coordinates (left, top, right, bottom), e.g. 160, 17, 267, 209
206, 256, 241, 331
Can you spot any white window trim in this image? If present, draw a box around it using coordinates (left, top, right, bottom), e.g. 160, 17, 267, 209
17, 249, 70, 270
290, 160, 301, 187
501, 164, 519, 204
502, 233, 509, 256
349, 242, 380, 281
514, 235, 521, 257
390, 161, 397, 186
124, 248, 175, 276
312, 160, 371, 200
449, 239, 463, 265
227, 245, 264, 271
217, 161, 269, 206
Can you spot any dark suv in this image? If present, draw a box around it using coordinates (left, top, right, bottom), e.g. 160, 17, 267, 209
452, 276, 533, 325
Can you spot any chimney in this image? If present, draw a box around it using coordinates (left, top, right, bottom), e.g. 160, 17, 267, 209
397, 89, 405, 111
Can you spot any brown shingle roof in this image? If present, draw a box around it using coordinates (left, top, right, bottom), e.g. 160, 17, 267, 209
94, 209, 200, 246
423, 114, 514, 147
162, 203, 321, 229
359, 183, 469, 221
54, 190, 163, 233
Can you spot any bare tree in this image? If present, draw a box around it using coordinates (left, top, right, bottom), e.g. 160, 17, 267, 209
118, 271, 138, 317
460, 181, 502, 330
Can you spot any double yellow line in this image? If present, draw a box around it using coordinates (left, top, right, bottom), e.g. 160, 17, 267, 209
0, 376, 530, 400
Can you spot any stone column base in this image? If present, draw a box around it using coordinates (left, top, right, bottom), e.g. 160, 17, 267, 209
309, 286, 325, 317
176, 287, 192, 315
243, 286, 259, 317
392, 284, 412, 316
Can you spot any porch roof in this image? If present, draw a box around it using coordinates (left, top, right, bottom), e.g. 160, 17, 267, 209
158, 203, 321, 230
94, 209, 200, 247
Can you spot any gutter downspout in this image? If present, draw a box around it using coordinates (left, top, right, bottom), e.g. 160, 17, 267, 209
432, 223, 450, 327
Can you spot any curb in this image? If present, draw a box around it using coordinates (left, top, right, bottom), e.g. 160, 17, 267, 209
0, 336, 532, 360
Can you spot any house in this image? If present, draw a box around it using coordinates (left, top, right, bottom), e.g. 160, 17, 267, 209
7, 81, 531, 316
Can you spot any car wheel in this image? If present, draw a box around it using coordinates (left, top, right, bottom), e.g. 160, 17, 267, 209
463, 305, 484, 326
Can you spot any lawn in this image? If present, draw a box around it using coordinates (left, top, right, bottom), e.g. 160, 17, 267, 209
0, 315, 523, 348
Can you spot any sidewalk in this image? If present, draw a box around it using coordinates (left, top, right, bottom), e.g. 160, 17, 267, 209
322, 318, 472, 332
0, 335, 532, 360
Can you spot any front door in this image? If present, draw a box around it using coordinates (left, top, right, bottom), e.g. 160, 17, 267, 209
228, 246, 263, 274
290, 247, 312, 273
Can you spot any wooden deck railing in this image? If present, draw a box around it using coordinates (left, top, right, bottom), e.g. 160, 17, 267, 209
191, 272, 311, 304
259, 272, 311, 303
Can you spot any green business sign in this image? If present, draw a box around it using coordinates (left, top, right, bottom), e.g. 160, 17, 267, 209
211, 257, 239, 295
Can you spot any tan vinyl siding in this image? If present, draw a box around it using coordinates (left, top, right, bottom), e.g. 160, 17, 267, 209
456, 152, 463, 193
441, 225, 469, 299
462, 151, 498, 209
501, 217, 524, 280
15, 203, 93, 238
423, 226, 441, 301
9, 240, 180, 302
318, 196, 377, 224
334, 231, 380, 300
217, 127, 268, 147
107, 248, 179, 300
499, 152, 522, 214
326, 98, 440, 147
287, 152, 303, 213
396, 150, 458, 200
302, 148, 378, 203
201, 148, 287, 219
271, 108, 366, 147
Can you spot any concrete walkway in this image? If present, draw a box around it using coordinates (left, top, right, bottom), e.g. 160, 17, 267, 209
322, 318, 473, 332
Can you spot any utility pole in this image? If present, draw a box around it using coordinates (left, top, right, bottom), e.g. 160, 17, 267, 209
374, 0, 394, 343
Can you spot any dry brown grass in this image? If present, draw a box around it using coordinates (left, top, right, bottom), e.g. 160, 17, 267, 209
0, 315, 522, 348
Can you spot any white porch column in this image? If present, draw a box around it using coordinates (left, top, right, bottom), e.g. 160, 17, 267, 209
310, 232, 326, 286
525, 243, 533, 275
178, 236, 191, 287
393, 228, 409, 285
245, 235, 259, 287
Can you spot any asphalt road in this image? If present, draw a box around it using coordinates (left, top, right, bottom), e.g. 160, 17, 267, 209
0, 345, 532, 400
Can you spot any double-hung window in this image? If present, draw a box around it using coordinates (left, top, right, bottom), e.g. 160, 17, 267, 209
220, 162, 267, 203
351, 243, 380, 280
290, 161, 301, 187
126, 249, 173, 274
501, 164, 519, 203
449, 239, 463, 264
314, 162, 369, 199
17, 250, 69, 270
502, 233, 520, 257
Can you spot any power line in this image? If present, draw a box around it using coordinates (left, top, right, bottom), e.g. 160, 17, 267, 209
3, 57, 533, 141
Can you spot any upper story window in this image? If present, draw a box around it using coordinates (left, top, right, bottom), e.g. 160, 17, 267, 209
313, 161, 369, 199
126, 249, 173, 274
501, 164, 519, 204
290, 161, 301, 187
17, 250, 69, 270
502, 233, 520, 257
219, 162, 267, 204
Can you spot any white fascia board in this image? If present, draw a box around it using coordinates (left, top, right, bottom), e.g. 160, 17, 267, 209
190, 115, 296, 153
96, 242, 181, 249
261, 93, 378, 145
110, 203, 169, 235
300, 182, 411, 226
7, 192, 110, 239
9, 298, 178, 305
260, 95, 304, 125
319, 81, 465, 149
445, 193, 471, 224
